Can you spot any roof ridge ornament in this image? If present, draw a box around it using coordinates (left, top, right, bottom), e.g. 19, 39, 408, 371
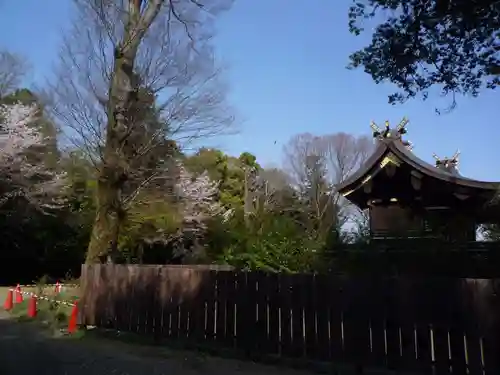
371, 117, 413, 150
405, 140, 414, 151
432, 150, 460, 172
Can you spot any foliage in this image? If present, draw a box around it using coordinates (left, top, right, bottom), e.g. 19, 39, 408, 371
118, 161, 225, 263
480, 224, 500, 241
1, 0, 499, 282
206, 209, 324, 273
177, 164, 222, 230
0, 94, 89, 284
0, 88, 371, 279
183, 148, 261, 210
348, 0, 500, 108
0, 42, 373, 279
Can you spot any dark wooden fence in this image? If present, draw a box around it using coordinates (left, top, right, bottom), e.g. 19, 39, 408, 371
329, 242, 500, 277
80, 264, 500, 375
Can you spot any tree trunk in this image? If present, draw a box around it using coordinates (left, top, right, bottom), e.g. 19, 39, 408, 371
85, 56, 137, 262
85, 0, 164, 263
86, 38, 142, 263
85, 176, 122, 263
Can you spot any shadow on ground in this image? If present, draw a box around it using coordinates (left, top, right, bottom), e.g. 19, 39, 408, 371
0, 314, 325, 375
0, 316, 65, 375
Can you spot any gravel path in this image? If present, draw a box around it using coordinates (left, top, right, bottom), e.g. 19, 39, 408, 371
0, 313, 319, 375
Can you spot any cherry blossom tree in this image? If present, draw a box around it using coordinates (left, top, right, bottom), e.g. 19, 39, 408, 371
176, 164, 221, 228
0, 103, 65, 210
171, 164, 223, 260
121, 161, 226, 262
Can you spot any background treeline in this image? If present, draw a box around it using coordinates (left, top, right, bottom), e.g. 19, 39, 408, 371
2, 0, 500, 284
0, 84, 373, 284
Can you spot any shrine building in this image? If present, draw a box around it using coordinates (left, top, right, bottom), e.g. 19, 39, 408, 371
337, 119, 500, 242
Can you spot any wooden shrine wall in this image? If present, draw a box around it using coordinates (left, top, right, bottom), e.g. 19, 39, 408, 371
369, 205, 423, 237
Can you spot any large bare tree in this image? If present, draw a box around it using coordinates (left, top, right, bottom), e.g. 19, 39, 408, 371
46, 0, 234, 263
283, 132, 374, 235
0, 51, 31, 98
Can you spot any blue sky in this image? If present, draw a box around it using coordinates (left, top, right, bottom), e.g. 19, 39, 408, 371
1, 0, 499, 181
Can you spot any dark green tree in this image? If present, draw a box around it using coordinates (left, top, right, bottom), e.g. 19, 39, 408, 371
348, 0, 500, 108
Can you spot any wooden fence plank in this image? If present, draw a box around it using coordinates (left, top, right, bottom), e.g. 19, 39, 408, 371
158, 266, 170, 339
103, 265, 115, 329
245, 271, 259, 354
462, 279, 483, 375
169, 268, 180, 339
117, 265, 127, 329
279, 273, 293, 357
145, 266, 159, 335
328, 274, 343, 361
205, 270, 217, 342
432, 278, 454, 375
100, 264, 112, 329
79, 265, 89, 325
314, 274, 330, 361
124, 266, 136, 333
290, 273, 305, 358
114, 266, 130, 332
267, 272, 280, 355
449, 328, 466, 375
414, 278, 433, 374
188, 269, 207, 342
303, 274, 317, 359
178, 268, 192, 340
384, 277, 401, 370
224, 271, 237, 348
215, 270, 227, 344
234, 271, 248, 351
477, 279, 500, 375
342, 277, 371, 367
134, 266, 148, 334
95, 264, 107, 328
255, 273, 269, 352
367, 277, 386, 367
397, 278, 417, 372
83, 264, 96, 326
448, 279, 467, 375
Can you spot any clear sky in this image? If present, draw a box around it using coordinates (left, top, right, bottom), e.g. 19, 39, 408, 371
1, 0, 499, 181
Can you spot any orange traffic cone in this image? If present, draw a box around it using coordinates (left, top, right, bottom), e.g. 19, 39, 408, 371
3, 290, 13, 311
68, 301, 78, 334
15, 284, 23, 304
27, 295, 37, 318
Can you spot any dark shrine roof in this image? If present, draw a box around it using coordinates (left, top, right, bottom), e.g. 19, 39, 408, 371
337, 137, 500, 196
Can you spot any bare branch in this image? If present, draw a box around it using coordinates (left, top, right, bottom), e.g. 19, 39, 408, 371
46, 0, 234, 164
42, 0, 234, 262
0, 51, 31, 97
283, 132, 375, 232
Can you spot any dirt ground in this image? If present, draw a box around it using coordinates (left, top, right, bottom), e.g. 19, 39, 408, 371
0, 311, 326, 375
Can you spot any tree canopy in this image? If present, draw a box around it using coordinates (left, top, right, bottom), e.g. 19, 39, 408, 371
0, 84, 373, 279
4, 0, 499, 285
348, 0, 500, 108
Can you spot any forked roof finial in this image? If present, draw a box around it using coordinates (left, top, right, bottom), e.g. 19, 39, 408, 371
371, 117, 411, 150
432, 150, 460, 174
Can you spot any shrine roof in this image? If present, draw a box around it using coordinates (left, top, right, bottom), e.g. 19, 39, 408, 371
337, 126, 500, 196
